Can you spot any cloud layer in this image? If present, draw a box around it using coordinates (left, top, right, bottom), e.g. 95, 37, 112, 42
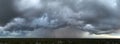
0, 0, 120, 38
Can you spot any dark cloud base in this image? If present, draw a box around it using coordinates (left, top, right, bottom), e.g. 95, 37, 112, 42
0, 0, 120, 38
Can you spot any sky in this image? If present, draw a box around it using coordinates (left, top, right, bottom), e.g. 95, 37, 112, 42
0, 0, 120, 38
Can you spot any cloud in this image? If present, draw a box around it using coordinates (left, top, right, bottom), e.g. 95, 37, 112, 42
0, 0, 120, 38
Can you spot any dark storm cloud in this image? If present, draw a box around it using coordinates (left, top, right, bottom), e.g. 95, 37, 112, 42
0, 0, 120, 37
0, 0, 21, 26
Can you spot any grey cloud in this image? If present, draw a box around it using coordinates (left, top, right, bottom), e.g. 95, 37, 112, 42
0, 0, 20, 26
0, 0, 120, 37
